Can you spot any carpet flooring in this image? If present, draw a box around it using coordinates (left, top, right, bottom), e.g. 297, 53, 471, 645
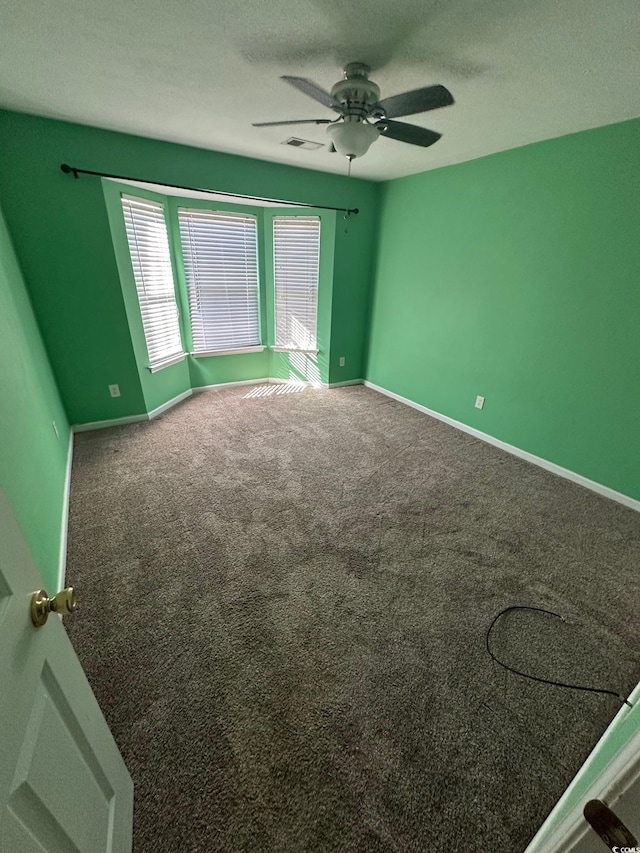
66, 384, 640, 852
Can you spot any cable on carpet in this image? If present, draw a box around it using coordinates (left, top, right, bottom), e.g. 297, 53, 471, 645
486, 605, 633, 708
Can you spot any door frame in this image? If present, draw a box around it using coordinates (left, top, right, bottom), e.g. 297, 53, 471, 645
57, 429, 74, 591
525, 680, 640, 851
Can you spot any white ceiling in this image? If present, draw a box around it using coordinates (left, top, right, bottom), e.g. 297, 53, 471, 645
0, 0, 638, 182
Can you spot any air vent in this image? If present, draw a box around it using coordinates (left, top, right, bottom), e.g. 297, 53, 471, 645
282, 137, 324, 151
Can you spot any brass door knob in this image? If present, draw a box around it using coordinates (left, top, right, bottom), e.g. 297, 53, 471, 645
31, 587, 77, 627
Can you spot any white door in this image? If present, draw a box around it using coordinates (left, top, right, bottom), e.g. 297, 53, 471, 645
525, 682, 640, 852
0, 489, 133, 852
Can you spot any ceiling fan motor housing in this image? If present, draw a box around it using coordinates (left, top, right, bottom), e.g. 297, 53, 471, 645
331, 63, 380, 119
254, 61, 453, 159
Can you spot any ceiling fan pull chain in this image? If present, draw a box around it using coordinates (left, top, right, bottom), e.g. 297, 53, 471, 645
344, 156, 354, 233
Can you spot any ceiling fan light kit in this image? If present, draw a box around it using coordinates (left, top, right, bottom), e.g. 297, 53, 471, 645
253, 62, 454, 162
326, 117, 380, 159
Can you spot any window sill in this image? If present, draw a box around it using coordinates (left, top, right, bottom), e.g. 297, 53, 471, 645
191, 346, 266, 358
148, 353, 187, 373
271, 346, 320, 355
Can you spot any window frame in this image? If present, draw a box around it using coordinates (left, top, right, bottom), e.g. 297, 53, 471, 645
271, 214, 322, 354
119, 193, 185, 372
104, 183, 337, 389
167, 197, 268, 358
263, 208, 336, 360
102, 181, 187, 380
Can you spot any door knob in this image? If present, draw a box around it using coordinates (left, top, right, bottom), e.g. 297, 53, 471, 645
31, 587, 77, 627
584, 799, 638, 849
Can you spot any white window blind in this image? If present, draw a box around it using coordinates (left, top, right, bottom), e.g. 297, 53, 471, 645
273, 216, 321, 351
178, 208, 260, 353
121, 195, 184, 370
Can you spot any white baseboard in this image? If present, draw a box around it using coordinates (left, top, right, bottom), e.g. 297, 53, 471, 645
267, 377, 312, 386
57, 428, 74, 590
147, 389, 192, 419
73, 380, 361, 429
72, 413, 148, 432
73, 380, 299, 428
364, 381, 640, 513
192, 377, 272, 393
73, 389, 194, 432
193, 378, 328, 392
269, 377, 363, 389
325, 379, 363, 388
267, 377, 363, 389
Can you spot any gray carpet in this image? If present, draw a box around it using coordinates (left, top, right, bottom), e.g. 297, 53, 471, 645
66, 384, 640, 853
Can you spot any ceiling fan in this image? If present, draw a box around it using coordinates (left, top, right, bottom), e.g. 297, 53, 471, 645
253, 62, 454, 160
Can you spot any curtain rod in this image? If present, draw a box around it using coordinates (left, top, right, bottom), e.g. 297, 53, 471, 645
59, 164, 359, 215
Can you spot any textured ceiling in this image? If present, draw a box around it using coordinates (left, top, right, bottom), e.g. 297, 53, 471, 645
0, 0, 639, 181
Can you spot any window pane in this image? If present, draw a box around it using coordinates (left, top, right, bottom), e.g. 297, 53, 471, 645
121, 195, 183, 368
273, 216, 320, 350
178, 208, 260, 353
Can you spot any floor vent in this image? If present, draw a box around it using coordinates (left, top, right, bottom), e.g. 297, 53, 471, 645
282, 137, 324, 150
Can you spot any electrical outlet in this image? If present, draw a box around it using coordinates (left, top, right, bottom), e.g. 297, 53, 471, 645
339, 356, 345, 367
108, 384, 121, 398
52, 420, 59, 439
475, 395, 485, 410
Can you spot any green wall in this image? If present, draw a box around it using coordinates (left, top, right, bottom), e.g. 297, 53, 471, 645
102, 180, 192, 413
0, 198, 69, 590
367, 117, 640, 501
0, 110, 379, 424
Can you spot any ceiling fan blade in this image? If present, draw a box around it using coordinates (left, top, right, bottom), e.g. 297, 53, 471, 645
252, 119, 333, 127
376, 120, 442, 148
376, 84, 454, 119
281, 76, 341, 111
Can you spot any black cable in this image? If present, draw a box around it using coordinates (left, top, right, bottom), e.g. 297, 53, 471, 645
59, 164, 359, 216
486, 605, 633, 708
